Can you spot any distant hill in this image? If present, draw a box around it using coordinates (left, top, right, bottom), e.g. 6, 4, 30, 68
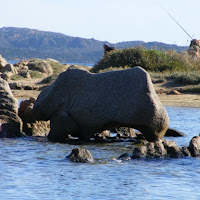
0, 27, 188, 63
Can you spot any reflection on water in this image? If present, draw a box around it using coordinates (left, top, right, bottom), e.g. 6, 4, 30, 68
1, 106, 200, 199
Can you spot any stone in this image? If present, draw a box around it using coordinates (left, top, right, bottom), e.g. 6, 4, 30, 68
67, 148, 94, 163
165, 128, 186, 137
1, 64, 17, 74
94, 130, 111, 141
167, 90, 181, 95
33, 67, 169, 142
18, 97, 50, 137
9, 82, 23, 90
0, 55, 7, 68
132, 139, 184, 159
188, 136, 200, 157
0, 72, 13, 81
114, 127, 137, 138
0, 78, 23, 137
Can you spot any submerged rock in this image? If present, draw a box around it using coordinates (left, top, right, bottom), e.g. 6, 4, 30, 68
0, 78, 23, 138
33, 67, 169, 142
67, 148, 94, 163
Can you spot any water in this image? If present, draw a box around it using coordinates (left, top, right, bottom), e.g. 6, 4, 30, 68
1, 106, 200, 200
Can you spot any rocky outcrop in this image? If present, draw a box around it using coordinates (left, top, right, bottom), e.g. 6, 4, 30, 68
67, 148, 94, 163
33, 67, 169, 142
0, 78, 23, 138
18, 97, 50, 137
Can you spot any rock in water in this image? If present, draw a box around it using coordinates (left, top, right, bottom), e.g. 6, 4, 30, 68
33, 67, 169, 142
67, 148, 94, 163
132, 139, 184, 159
188, 136, 200, 157
0, 78, 23, 137
18, 97, 50, 137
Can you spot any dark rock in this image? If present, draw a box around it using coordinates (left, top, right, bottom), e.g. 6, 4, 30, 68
165, 128, 186, 137
182, 147, 192, 157
188, 136, 200, 157
67, 148, 94, 163
118, 153, 132, 161
9, 82, 23, 90
132, 139, 184, 159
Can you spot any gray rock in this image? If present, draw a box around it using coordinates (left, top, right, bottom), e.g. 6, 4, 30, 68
1, 64, 17, 74
0, 55, 7, 68
0, 78, 23, 137
67, 148, 94, 163
188, 136, 200, 157
33, 67, 169, 142
132, 139, 184, 159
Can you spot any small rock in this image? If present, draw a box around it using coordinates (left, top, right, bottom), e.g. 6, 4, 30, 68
67, 148, 94, 163
118, 153, 132, 161
165, 128, 186, 137
188, 136, 200, 157
167, 90, 181, 95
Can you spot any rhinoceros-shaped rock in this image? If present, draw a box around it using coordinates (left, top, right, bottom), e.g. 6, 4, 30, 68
33, 66, 169, 142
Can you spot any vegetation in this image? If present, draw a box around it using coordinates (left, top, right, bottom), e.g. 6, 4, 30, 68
91, 47, 196, 73
90, 47, 200, 93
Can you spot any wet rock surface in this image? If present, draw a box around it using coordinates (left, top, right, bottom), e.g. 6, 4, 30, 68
67, 148, 94, 163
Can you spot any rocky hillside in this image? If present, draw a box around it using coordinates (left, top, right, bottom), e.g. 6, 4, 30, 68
0, 27, 188, 63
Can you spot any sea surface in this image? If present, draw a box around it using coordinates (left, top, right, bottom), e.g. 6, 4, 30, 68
1, 106, 200, 200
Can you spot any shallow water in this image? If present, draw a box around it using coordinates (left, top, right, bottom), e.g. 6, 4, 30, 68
1, 106, 200, 200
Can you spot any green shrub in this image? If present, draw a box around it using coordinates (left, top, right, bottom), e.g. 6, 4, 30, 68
91, 47, 200, 73
29, 70, 43, 79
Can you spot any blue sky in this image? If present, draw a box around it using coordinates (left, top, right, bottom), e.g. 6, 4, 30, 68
0, 0, 199, 46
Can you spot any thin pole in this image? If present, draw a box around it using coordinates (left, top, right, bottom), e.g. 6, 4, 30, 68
162, 7, 193, 40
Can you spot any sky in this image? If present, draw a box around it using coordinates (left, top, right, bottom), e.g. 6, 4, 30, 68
0, 0, 199, 46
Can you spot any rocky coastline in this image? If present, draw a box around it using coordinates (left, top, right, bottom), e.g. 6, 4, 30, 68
1, 55, 200, 163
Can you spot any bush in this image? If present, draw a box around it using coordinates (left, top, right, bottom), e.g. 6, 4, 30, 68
91, 47, 200, 73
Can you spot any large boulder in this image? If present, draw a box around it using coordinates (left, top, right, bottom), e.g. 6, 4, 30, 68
33, 67, 169, 142
0, 78, 23, 137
